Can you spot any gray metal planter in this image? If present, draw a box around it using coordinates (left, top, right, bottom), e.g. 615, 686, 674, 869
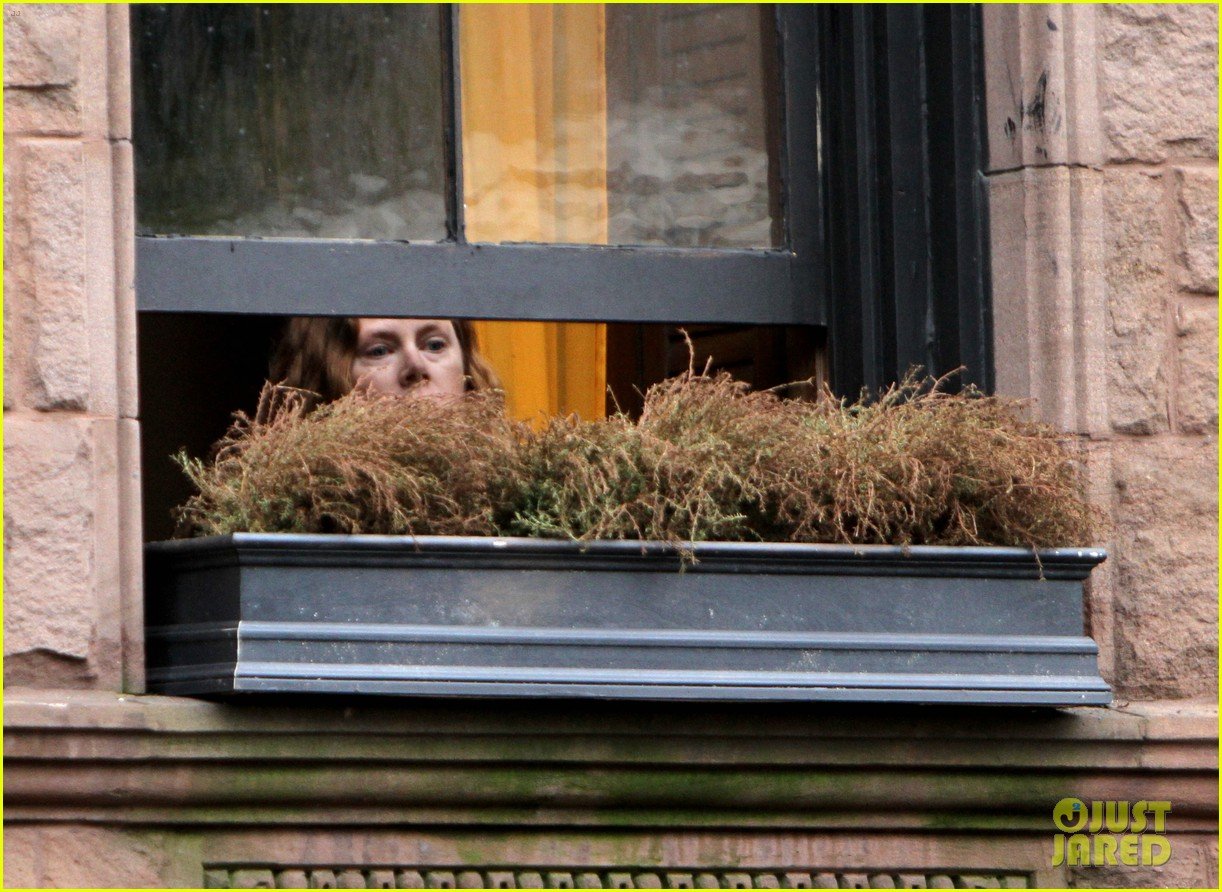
145, 534, 1110, 705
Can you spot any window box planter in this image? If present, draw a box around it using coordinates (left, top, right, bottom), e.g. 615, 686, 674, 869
145, 534, 1110, 705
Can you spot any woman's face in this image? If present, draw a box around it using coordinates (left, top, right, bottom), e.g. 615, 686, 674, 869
351, 318, 466, 400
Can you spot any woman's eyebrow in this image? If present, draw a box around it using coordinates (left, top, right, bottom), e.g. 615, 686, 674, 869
359, 326, 401, 343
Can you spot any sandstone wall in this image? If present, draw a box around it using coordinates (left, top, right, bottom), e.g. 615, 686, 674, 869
3, 4, 142, 689
986, 2, 1218, 704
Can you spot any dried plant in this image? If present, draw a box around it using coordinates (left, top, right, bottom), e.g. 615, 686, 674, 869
506, 363, 789, 544
763, 372, 1098, 548
175, 369, 1097, 550
174, 384, 520, 537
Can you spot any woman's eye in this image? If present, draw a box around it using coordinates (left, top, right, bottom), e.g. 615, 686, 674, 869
424, 337, 448, 353
363, 344, 391, 359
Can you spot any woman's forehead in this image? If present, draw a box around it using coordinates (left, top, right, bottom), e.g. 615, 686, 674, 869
356, 318, 455, 338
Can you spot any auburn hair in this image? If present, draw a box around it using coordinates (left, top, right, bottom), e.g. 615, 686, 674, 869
269, 318, 500, 407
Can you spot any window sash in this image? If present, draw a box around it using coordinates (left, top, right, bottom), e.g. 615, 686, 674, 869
134, 6, 823, 327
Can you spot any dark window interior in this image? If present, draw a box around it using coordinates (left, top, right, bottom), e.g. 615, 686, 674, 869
138, 315, 820, 542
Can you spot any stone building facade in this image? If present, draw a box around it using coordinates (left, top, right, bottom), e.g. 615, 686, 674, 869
3, 4, 1217, 889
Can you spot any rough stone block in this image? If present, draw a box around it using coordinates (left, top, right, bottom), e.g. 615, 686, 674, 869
3, 415, 97, 666
4, 140, 27, 411
3, 287, 20, 410
2, 86, 83, 135
2, 5, 84, 134
4, 4, 115, 137
1111, 437, 1218, 699
1174, 166, 1219, 294
24, 138, 90, 411
4, 411, 128, 689
1175, 300, 1219, 433
1103, 168, 1170, 434
1100, 4, 1219, 162
1, 825, 180, 887
2, 5, 81, 87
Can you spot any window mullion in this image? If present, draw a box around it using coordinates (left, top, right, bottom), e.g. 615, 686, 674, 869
777, 5, 823, 324
442, 4, 466, 245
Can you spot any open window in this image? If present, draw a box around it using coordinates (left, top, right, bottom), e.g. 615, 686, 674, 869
134, 3, 993, 540
134, 3, 826, 539
133, 5, 1109, 708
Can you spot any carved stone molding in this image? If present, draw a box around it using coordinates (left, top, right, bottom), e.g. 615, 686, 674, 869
202, 866, 1034, 889
4, 692, 1216, 832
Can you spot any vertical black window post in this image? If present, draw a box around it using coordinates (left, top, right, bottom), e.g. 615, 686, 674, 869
821, 3, 992, 397
440, 5, 463, 244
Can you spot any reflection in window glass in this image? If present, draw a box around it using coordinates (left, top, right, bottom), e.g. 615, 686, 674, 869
606, 4, 782, 249
461, 3, 780, 249
131, 4, 447, 240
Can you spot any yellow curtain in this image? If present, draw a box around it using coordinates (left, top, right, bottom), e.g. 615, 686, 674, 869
460, 4, 607, 423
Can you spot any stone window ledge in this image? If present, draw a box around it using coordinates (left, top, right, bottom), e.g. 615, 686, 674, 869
4, 689, 1216, 833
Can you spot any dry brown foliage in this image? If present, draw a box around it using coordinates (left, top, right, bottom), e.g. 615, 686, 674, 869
174, 384, 520, 537
506, 366, 786, 543
763, 373, 1098, 547
175, 370, 1097, 549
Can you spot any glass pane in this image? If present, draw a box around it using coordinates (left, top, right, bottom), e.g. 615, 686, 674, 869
607, 4, 782, 248
460, 3, 780, 249
132, 4, 447, 240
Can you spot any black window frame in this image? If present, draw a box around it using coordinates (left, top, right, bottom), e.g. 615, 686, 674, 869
133, 2, 992, 402
820, 4, 993, 395
128, 3, 997, 542
136, 4, 1040, 706
135, 5, 824, 328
